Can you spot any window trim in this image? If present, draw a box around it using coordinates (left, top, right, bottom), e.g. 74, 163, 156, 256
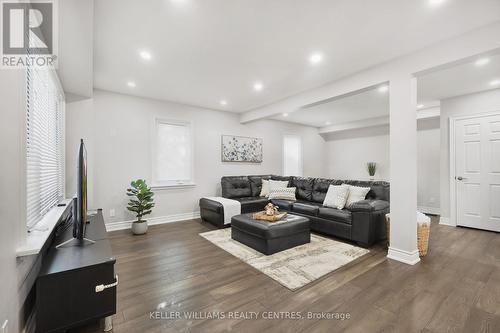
282, 134, 303, 177
151, 118, 195, 189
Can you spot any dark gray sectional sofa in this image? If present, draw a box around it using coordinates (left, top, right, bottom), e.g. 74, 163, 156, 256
199, 175, 390, 247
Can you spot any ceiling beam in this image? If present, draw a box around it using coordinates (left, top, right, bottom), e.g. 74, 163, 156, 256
317, 107, 440, 135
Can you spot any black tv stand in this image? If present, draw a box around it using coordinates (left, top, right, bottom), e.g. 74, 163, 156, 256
36, 209, 116, 332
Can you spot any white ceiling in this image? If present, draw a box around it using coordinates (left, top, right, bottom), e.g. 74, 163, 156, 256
93, 0, 500, 113
417, 52, 500, 105
270, 52, 500, 128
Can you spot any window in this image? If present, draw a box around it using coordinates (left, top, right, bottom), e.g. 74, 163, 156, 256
283, 135, 303, 176
153, 120, 194, 187
26, 67, 65, 229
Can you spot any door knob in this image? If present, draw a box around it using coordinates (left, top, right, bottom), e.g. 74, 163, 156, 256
457, 176, 467, 181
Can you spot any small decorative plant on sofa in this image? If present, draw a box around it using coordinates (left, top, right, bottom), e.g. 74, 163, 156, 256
367, 162, 377, 180
126, 179, 155, 235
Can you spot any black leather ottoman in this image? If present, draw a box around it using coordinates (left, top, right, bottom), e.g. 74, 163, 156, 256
231, 214, 311, 255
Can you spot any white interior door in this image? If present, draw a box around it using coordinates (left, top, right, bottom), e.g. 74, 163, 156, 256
455, 113, 500, 232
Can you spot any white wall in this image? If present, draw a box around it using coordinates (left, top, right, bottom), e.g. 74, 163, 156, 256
440, 88, 500, 222
417, 118, 441, 213
66, 90, 326, 224
324, 119, 441, 212
58, 0, 94, 98
0, 70, 24, 333
324, 125, 390, 181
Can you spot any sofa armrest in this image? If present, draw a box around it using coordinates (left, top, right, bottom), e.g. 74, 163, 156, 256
350, 200, 389, 247
349, 200, 389, 212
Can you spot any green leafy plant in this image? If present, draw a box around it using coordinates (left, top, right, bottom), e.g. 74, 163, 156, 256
367, 162, 377, 177
126, 179, 155, 222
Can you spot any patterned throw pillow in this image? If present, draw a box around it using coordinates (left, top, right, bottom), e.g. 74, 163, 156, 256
345, 185, 371, 208
323, 184, 349, 210
268, 187, 297, 201
261, 180, 289, 198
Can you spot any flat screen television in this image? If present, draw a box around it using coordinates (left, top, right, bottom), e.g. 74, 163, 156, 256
57, 139, 93, 248
74, 139, 88, 239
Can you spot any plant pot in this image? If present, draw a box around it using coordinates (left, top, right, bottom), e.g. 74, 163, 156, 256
132, 220, 148, 235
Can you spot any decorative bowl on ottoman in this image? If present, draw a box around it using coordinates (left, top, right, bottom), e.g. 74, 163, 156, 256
231, 213, 310, 255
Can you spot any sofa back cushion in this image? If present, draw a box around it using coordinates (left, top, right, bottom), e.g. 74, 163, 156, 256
312, 178, 343, 203
221, 176, 252, 199
290, 177, 314, 201
270, 175, 292, 184
343, 180, 390, 202
248, 175, 272, 197
368, 181, 390, 202
220, 176, 390, 202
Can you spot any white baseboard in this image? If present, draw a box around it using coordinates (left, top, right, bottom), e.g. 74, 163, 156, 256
387, 247, 420, 265
417, 206, 440, 215
439, 216, 455, 227
105, 211, 201, 232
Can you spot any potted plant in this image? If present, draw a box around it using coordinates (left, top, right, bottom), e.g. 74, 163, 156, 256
367, 162, 377, 180
126, 179, 155, 235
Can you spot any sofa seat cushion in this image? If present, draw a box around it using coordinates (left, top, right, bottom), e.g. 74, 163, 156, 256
270, 199, 294, 211
318, 207, 352, 225
292, 202, 321, 216
235, 196, 269, 213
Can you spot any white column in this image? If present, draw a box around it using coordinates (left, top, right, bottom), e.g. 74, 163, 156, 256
387, 74, 420, 265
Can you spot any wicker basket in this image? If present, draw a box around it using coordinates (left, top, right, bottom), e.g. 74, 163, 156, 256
385, 214, 430, 257
417, 222, 430, 256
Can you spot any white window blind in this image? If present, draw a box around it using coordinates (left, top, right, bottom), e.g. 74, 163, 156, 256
26, 67, 65, 229
153, 120, 193, 186
283, 135, 303, 176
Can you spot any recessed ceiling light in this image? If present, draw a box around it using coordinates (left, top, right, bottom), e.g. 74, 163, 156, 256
127, 81, 136, 88
309, 53, 323, 65
417, 104, 425, 109
282, 113, 289, 117
219, 100, 227, 106
139, 50, 152, 61
490, 79, 500, 86
378, 85, 389, 93
253, 82, 264, 92
429, 0, 446, 7
325, 121, 331, 126
474, 58, 490, 67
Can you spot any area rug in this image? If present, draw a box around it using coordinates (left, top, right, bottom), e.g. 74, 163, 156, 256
199, 228, 369, 290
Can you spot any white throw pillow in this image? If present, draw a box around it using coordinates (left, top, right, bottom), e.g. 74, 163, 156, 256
259, 179, 270, 197
323, 184, 349, 210
269, 180, 289, 191
268, 187, 297, 201
345, 185, 371, 208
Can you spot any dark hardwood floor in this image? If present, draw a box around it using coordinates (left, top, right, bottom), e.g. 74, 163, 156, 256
74, 217, 500, 333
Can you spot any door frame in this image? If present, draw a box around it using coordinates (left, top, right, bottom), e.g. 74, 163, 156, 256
449, 111, 500, 227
